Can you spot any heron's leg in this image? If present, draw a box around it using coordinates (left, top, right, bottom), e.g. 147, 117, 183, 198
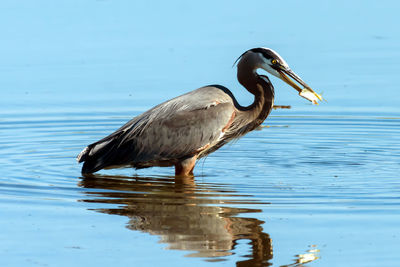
188, 166, 195, 176
175, 156, 197, 177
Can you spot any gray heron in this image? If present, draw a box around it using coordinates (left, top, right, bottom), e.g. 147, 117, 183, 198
77, 47, 321, 176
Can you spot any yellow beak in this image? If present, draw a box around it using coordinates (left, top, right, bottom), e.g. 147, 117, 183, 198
278, 69, 323, 105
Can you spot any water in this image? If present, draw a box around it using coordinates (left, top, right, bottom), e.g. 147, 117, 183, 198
1, 1, 400, 266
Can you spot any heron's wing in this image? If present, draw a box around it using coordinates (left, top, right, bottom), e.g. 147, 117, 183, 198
78, 86, 235, 173
132, 102, 235, 161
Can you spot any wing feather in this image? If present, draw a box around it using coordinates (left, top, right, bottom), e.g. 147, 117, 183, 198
78, 86, 235, 173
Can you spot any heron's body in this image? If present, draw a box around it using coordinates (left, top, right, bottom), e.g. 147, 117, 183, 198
78, 48, 320, 176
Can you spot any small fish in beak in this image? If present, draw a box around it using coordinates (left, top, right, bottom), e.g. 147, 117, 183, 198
299, 88, 323, 105
278, 68, 323, 105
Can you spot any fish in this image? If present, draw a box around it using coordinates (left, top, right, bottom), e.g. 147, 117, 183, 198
299, 88, 323, 105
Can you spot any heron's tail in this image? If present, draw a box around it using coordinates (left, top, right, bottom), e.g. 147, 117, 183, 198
77, 136, 122, 175
76, 147, 89, 163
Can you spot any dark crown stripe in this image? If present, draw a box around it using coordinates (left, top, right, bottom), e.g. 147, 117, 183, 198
249, 48, 274, 59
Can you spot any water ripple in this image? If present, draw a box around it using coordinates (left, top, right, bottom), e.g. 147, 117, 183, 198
1, 110, 400, 266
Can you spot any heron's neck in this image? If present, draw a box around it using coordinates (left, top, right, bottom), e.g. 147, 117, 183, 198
236, 68, 274, 132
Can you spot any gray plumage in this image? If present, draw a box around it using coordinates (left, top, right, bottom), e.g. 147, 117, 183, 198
77, 47, 316, 176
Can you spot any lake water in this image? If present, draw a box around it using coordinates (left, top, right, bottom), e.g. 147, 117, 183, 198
1, 1, 400, 266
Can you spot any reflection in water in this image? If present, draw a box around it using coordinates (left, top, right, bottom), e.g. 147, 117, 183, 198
282, 246, 320, 267
79, 175, 273, 266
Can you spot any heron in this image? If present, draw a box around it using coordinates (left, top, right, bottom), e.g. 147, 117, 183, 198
77, 47, 322, 176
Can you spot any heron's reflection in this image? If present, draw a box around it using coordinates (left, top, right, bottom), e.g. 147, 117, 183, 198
79, 174, 273, 266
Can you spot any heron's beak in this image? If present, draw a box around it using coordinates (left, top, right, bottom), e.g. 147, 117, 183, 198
278, 68, 323, 104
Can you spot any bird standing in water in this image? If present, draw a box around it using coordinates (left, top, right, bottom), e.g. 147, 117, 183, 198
77, 47, 322, 176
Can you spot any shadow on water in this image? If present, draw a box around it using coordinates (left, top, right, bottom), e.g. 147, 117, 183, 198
78, 174, 274, 266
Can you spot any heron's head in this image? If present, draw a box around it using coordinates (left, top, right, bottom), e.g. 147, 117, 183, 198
236, 47, 322, 104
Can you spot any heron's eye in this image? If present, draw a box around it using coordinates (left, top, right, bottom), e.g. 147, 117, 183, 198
271, 59, 278, 65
